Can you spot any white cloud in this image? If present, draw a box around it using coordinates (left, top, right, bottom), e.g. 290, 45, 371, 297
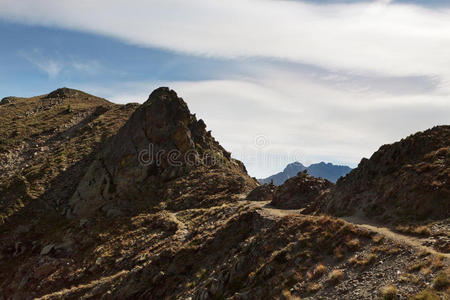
1, 0, 450, 79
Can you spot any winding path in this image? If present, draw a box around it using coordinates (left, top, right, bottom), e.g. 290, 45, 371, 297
242, 200, 450, 259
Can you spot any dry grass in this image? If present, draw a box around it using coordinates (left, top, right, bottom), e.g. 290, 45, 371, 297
313, 263, 327, 278
411, 289, 439, 300
334, 245, 345, 260
371, 234, 384, 243
307, 283, 322, 293
380, 284, 398, 300
409, 256, 445, 274
432, 270, 449, 290
399, 273, 419, 284
395, 225, 431, 236
327, 269, 344, 283
281, 289, 300, 300
346, 238, 360, 249
421, 267, 432, 275
430, 255, 445, 270
349, 253, 378, 267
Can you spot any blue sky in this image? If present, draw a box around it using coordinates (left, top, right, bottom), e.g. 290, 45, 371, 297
0, 0, 449, 177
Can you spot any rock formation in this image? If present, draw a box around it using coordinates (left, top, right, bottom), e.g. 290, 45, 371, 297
246, 183, 276, 202
271, 170, 333, 209
67, 87, 257, 217
318, 126, 450, 222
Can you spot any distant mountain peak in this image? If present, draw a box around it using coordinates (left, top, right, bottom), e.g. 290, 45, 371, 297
259, 161, 352, 185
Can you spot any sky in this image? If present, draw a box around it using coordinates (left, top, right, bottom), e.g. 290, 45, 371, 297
0, 0, 449, 178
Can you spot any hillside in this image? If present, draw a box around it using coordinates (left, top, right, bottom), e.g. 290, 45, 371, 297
259, 161, 352, 185
0, 88, 448, 299
307, 126, 450, 254
0, 88, 139, 223
316, 126, 449, 222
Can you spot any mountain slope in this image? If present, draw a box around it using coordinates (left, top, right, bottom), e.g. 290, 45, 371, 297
259, 161, 351, 185
0, 88, 139, 223
0, 88, 448, 299
307, 162, 352, 183
316, 125, 450, 223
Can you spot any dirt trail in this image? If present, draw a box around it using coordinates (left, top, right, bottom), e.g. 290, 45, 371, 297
242, 200, 450, 259
343, 215, 450, 259
166, 211, 189, 242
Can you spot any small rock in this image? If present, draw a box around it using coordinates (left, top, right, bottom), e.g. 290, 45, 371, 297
79, 218, 89, 227
95, 257, 104, 265
40, 244, 55, 255
55, 240, 74, 253
106, 208, 123, 218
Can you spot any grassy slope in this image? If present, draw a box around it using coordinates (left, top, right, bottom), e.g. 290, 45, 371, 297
0, 89, 138, 222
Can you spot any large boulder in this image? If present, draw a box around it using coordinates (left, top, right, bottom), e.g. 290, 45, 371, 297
270, 171, 333, 209
246, 183, 275, 202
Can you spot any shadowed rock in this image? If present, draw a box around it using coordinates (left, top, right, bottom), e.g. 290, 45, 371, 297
247, 183, 275, 202
67, 87, 257, 217
0, 96, 18, 105
271, 170, 333, 209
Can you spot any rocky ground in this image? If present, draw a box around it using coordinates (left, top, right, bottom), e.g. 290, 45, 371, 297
0, 88, 448, 299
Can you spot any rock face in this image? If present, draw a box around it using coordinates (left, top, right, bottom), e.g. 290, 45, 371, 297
271, 170, 333, 209
67, 87, 257, 217
259, 161, 351, 185
320, 126, 450, 221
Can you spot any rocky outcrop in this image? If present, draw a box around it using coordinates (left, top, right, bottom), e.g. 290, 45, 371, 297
271, 170, 333, 209
320, 126, 450, 222
0, 96, 18, 105
44, 87, 85, 99
246, 183, 275, 201
67, 87, 257, 217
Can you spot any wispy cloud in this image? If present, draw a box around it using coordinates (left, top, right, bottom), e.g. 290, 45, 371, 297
21, 50, 63, 78
19, 49, 102, 78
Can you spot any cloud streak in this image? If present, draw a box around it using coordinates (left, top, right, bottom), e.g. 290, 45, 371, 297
1, 0, 450, 79
20, 49, 103, 78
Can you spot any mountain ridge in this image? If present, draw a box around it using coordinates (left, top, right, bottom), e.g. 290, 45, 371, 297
259, 161, 352, 185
